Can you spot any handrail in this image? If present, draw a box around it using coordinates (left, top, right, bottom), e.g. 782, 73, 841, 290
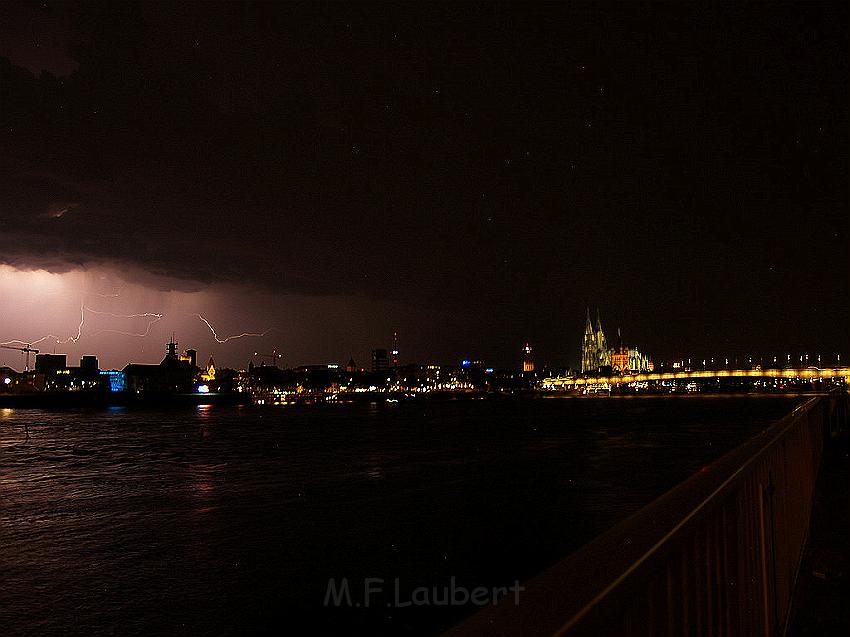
446, 393, 845, 636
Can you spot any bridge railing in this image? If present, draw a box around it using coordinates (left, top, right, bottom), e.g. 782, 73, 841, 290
447, 391, 848, 637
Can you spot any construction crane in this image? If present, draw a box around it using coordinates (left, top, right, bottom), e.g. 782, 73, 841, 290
253, 348, 283, 368
1, 343, 40, 371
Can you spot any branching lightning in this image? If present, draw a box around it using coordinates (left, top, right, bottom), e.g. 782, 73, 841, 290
4, 298, 265, 357
197, 314, 268, 343
84, 307, 164, 338
2, 302, 164, 348
1, 336, 53, 347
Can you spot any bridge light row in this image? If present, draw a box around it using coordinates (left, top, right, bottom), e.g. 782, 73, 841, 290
542, 366, 850, 388
664, 353, 842, 371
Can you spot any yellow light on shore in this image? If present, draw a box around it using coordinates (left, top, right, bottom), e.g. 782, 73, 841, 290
543, 367, 850, 388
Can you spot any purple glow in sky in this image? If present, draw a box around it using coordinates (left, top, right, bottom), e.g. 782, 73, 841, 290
0, 265, 468, 371
0, 3, 846, 369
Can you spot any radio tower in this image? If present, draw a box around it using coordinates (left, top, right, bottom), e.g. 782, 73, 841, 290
391, 331, 399, 368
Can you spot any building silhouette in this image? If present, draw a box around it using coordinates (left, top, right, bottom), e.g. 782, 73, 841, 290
123, 337, 195, 393
371, 349, 389, 372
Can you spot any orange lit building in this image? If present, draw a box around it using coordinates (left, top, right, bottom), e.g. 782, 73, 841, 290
522, 343, 535, 372
611, 344, 630, 374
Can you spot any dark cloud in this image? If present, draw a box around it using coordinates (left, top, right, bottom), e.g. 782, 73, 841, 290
0, 2, 847, 365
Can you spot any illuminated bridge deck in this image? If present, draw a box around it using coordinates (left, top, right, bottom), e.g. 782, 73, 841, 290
543, 367, 850, 388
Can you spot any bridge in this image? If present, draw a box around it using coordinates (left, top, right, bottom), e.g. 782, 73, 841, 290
447, 390, 849, 636
542, 366, 850, 389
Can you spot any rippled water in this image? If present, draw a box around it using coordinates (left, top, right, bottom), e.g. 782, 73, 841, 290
0, 397, 803, 635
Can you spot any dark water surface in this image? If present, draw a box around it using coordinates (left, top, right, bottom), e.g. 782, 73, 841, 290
0, 396, 803, 635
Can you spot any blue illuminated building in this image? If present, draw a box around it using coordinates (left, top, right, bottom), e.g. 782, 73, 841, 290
100, 370, 127, 392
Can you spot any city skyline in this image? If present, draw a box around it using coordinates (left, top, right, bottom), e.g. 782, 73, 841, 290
2, 289, 843, 374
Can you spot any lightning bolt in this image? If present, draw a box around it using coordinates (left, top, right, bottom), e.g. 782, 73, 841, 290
197, 314, 268, 343
3, 302, 164, 347
55, 301, 86, 343
1, 336, 53, 347
84, 307, 164, 338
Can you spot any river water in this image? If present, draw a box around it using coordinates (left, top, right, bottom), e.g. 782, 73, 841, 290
0, 396, 803, 635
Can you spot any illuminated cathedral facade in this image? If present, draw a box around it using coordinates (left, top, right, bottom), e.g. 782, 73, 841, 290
581, 309, 610, 374
580, 309, 653, 375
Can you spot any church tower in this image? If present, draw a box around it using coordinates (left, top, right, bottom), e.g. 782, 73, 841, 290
595, 309, 611, 369
522, 342, 535, 372
581, 307, 612, 374
581, 308, 596, 374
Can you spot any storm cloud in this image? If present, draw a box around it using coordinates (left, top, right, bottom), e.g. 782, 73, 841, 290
1, 2, 847, 366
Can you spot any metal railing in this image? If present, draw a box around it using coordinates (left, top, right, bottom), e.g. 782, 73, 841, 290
447, 392, 848, 637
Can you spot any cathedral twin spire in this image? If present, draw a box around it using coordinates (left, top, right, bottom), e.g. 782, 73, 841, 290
580, 307, 653, 376
581, 307, 611, 373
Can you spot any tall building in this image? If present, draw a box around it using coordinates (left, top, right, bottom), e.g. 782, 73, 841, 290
35, 353, 67, 374
595, 310, 610, 369
581, 308, 611, 374
80, 355, 99, 375
164, 335, 179, 362
522, 342, 535, 372
581, 309, 596, 374
391, 332, 399, 368
371, 349, 389, 372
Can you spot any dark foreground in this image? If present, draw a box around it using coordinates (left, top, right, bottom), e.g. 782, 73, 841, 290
789, 428, 850, 634
0, 396, 805, 636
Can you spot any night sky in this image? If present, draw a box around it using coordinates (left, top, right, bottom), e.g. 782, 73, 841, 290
0, 1, 847, 370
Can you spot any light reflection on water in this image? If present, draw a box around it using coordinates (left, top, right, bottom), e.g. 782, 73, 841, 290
0, 397, 803, 636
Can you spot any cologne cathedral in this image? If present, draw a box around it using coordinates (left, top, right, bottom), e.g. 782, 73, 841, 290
581, 309, 653, 375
